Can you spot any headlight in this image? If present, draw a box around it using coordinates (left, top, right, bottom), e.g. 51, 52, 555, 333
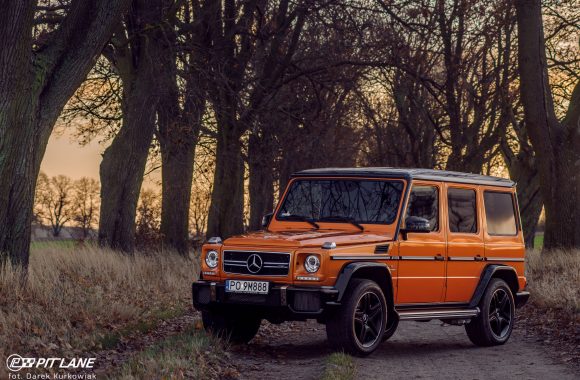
205, 250, 219, 268
304, 255, 320, 273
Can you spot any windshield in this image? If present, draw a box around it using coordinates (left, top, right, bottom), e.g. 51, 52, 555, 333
277, 179, 404, 225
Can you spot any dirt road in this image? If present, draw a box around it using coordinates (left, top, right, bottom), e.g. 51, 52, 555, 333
231, 318, 579, 380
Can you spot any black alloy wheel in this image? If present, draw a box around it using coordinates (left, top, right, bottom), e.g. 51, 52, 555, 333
354, 291, 384, 348
465, 278, 515, 346
488, 288, 512, 339
326, 279, 387, 356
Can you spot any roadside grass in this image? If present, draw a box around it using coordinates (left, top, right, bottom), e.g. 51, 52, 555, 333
98, 308, 187, 350
526, 249, 579, 315
0, 244, 196, 367
321, 352, 356, 380
112, 326, 234, 379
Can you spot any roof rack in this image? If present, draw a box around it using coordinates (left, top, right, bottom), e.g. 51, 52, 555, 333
291, 167, 515, 188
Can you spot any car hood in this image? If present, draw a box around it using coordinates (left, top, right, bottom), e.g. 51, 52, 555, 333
223, 229, 393, 249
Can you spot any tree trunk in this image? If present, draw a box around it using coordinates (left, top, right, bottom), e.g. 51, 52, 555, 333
506, 156, 543, 248
98, 91, 158, 252
159, 139, 196, 254
98, 0, 164, 253
248, 132, 274, 231
158, 84, 203, 255
515, 0, 580, 250
0, 0, 131, 268
156, 11, 205, 255
206, 125, 245, 239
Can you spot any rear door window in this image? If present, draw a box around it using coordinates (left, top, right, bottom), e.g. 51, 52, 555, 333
484, 191, 518, 236
447, 188, 477, 233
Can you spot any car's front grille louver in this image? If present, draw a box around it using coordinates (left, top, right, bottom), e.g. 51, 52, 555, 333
223, 250, 290, 276
374, 244, 390, 254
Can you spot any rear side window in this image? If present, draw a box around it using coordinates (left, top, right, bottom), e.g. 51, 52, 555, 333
448, 188, 477, 233
484, 191, 518, 235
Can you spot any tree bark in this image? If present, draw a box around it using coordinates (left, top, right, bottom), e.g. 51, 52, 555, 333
248, 131, 275, 231
0, 0, 131, 268
156, 2, 207, 255
98, 0, 163, 252
157, 78, 204, 255
206, 125, 245, 239
515, 0, 580, 250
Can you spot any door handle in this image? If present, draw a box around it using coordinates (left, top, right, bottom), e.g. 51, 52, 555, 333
434, 255, 445, 261
474, 256, 484, 261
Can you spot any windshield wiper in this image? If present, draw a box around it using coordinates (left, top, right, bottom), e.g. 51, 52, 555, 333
279, 214, 320, 229
318, 216, 364, 231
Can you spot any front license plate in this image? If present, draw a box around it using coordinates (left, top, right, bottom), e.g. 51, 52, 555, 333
225, 280, 269, 294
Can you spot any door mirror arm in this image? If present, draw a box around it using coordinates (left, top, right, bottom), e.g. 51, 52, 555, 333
400, 216, 431, 240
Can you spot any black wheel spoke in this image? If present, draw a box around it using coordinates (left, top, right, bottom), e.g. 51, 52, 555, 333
359, 325, 368, 342
368, 303, 381, 318
488, 288, 512, 338
353, 290, 384, 348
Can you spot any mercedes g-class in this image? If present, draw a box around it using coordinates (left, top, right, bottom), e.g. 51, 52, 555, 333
192, 168, 529, 356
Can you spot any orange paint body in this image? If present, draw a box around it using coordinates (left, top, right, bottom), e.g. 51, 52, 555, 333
199, 175, 526, 306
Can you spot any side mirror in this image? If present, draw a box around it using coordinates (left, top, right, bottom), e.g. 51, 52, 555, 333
261, 212, 274, 229
400, 216, 431, 240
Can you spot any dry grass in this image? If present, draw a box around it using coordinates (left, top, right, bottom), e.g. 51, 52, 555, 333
113, 326, 232, 379
0, 244, 196, 363
526, 249, 580, 316
321, 352, 356, 380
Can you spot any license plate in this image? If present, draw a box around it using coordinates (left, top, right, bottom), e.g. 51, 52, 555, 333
225, 280, 269, 294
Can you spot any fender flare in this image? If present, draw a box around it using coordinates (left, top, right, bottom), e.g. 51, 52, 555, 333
469, 264, 519, 308
334, 262, 394, 304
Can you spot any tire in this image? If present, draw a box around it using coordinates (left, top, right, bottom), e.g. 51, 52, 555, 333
326, 279, 387, 356
465, 278, 515, 346
202, 309, 261, 344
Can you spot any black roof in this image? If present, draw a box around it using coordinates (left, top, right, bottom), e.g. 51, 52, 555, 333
291, 167, 515, 188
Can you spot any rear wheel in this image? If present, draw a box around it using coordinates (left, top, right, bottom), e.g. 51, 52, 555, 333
326, 279, 387, 356
465, 278, 515, 346
202, 309, 261, 344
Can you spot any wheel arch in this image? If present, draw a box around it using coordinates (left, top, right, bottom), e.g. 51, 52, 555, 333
334, 262, 396, 325
469, 264, 519, 308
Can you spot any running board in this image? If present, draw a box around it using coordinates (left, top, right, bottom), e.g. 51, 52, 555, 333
397, 308, 480, 321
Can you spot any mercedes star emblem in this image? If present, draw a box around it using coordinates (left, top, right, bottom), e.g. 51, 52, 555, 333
246, 254, 263, 274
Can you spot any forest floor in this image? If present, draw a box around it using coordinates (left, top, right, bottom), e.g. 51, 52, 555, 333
94, 304, 578, 380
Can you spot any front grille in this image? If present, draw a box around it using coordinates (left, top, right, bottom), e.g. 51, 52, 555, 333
223, 250, 290, 276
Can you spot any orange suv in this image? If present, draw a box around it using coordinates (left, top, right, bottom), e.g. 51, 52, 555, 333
192, 168, 529, 355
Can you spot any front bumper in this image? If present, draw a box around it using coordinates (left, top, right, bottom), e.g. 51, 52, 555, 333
515, 291, 530, 308
192, 280, 339, 316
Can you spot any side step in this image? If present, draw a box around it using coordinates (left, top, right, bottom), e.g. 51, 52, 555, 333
397, 308, 480, 321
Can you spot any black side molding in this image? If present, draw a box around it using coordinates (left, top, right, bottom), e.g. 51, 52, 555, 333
469, 264, 519, 308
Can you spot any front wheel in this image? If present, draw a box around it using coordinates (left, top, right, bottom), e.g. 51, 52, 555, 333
202, 309, 261, 344
326, 279, 387, 356
465, 278, 515, 346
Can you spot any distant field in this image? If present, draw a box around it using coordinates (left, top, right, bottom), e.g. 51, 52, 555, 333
30, 239, 77, 250
534, 234, 544, 249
